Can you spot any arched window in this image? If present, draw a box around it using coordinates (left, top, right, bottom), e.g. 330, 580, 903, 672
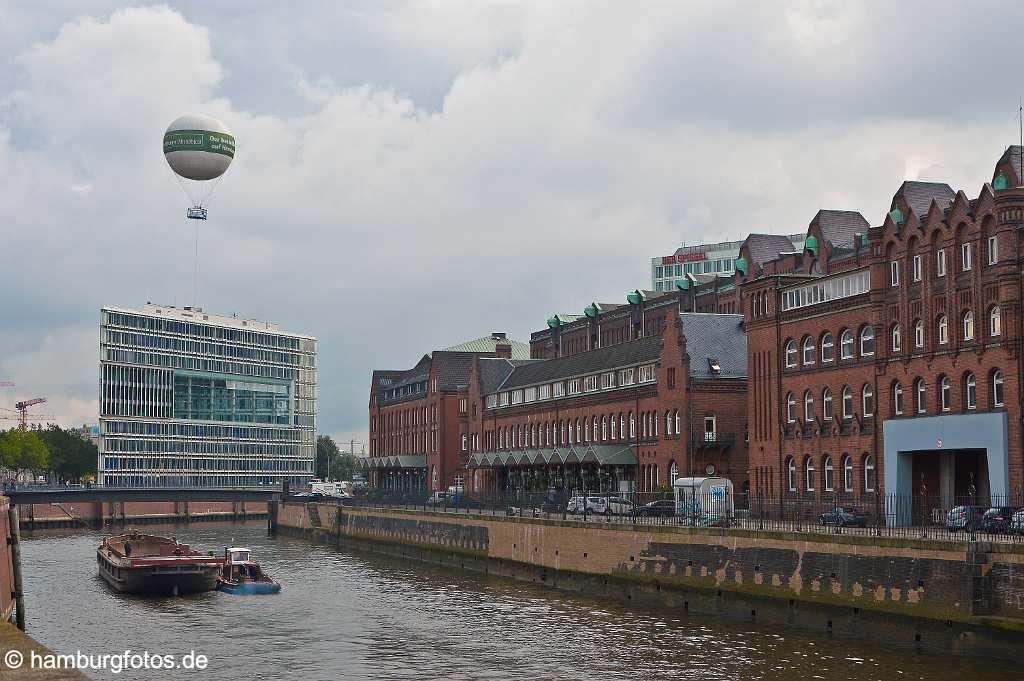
652, 412, 658, 437
965, 373, 976, 410
805, 457, 816, 491
785, 340, 797, 368
994, 370, 1005, 407
863, 454, 876, 492
862, 384, 874, 417
914, 319, 924, 348
620, 413, 625, 439
665, 411, 672, 436
915, 378, 926, 413
937, 315, 948, 345
824, 455, 834, 492
840, 329, 854, 359
802, 336, 815, 365
787, 457, 797, 492
786, 392, 796, 423
893, 381, 903, 416
841, 385, 853, 420
804, 390, 814, 421
939, 375, 951, 411
842, 455, 854, 493
860, 325, 875, 356
674, 410, 681, 436
962, 310, 974, 342
669, 460, 678, 483
601, 415, 608, 440
822, 388, 833, 421
611, 414, 617, 440
821, 332, 834, 363
990, 306, 1001, 336
629, 412, 635, 438
891, 324, 901, 353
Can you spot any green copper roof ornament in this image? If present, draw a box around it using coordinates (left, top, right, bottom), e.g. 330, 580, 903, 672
584, 303, 601, 318
804, 235, 819, 256
889, 206, 903, 225
547, 316, 560, 329
675, 279, 690, 290
994, 173, 1009, 191
734, 256, 748, 276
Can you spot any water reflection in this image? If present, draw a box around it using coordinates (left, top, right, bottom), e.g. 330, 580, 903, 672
17, 523, 1017, 681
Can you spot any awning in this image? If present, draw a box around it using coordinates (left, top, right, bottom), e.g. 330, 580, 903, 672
359, 454, 427, 470
466, 444, 636, 469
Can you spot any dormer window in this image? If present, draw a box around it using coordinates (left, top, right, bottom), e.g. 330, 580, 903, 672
708, 357, 721, 374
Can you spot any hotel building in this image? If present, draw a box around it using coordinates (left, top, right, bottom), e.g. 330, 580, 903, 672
741, 146, 1024, 507
98, 304, 316, 487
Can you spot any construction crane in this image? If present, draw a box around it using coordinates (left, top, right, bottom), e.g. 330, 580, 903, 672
1, 397, 54, 430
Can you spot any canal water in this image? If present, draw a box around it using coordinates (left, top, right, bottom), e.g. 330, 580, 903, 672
17, 521, 1017, 680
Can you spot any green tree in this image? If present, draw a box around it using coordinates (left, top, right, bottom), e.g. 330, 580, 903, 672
315, 435, 360, 481
37, 425, 98, 482
315, 435, 340, 480
0, 429, 49, 475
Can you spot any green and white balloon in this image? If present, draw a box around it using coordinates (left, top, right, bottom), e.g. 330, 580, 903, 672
163, 115, 235, 216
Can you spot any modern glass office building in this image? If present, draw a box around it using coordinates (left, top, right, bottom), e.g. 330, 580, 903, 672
98, 304, 316, 487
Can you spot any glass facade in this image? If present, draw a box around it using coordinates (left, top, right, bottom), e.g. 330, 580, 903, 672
98, 305, 316, 487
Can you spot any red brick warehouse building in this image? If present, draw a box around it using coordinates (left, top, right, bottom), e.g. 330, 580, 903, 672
463, 312, 749, 496
741, 145, 1024, 509
365, 333, 531, 493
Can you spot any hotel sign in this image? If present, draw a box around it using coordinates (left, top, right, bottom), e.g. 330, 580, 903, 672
661, 252, 709, 265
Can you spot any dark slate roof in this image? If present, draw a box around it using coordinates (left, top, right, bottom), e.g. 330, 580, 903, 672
432, 352, 485, 391
743, 233, 799, 265
680, 313, 746, 379
997, 145, 1023, 185
478, 358, 539, 393
497, 335, 663, 390
895, 181, 955, 218
813, 210, 869, 249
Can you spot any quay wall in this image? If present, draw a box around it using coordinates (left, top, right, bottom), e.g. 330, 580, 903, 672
15, 500, 265, 530
278, 503, 1024, 661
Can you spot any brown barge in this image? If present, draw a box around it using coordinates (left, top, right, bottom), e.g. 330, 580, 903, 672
97, 532, 222, 595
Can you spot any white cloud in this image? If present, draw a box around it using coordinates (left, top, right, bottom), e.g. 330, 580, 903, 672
0, 2, 1020, 443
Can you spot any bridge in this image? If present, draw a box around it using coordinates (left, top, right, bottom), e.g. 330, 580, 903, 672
3, 486, 285, 531
4, 486, 281, 505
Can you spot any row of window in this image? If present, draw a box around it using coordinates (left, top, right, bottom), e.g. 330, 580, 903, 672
785, 370, 1005, 424
102, 310, 313, 352
888, 238, 998, 287
779, 270, 870, 313
785, 454, 876, 493
486, 364, 657, 409
486, 410, 718, 450
785, 327, 873, 367
785, 306, 1001, 370
893, 371, 1004, 415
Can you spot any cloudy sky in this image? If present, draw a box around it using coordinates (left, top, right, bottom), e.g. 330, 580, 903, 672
1, 1, 1021, 445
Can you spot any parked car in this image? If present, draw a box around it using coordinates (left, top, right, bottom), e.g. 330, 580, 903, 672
980, 506, 1016, 534
425, 492, 447, 506
447, 494, 482, 509
1010, 509, 1024, 534
818, 507, 868, 527
540, 490, 566, 514
947, 505, 987, 532
604, 497, 636, 515
639, 499, 677, 517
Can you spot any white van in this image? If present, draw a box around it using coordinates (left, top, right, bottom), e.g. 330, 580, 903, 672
673, 477, 734, 526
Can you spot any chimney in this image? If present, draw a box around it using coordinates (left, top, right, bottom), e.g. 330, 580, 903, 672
492, 332, 512, 358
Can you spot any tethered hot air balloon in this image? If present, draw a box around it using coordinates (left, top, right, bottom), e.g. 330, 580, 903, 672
163, 114, 235, 220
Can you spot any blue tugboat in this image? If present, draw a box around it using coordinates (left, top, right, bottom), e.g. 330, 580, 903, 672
216, 548, 281, 595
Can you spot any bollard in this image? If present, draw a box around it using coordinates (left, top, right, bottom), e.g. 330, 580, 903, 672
8, 506, 26, 631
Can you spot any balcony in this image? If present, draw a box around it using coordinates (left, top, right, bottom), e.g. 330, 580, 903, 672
692, 432, 735, 449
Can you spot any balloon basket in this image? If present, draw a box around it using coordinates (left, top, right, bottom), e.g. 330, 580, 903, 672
187, 207, 208, 220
